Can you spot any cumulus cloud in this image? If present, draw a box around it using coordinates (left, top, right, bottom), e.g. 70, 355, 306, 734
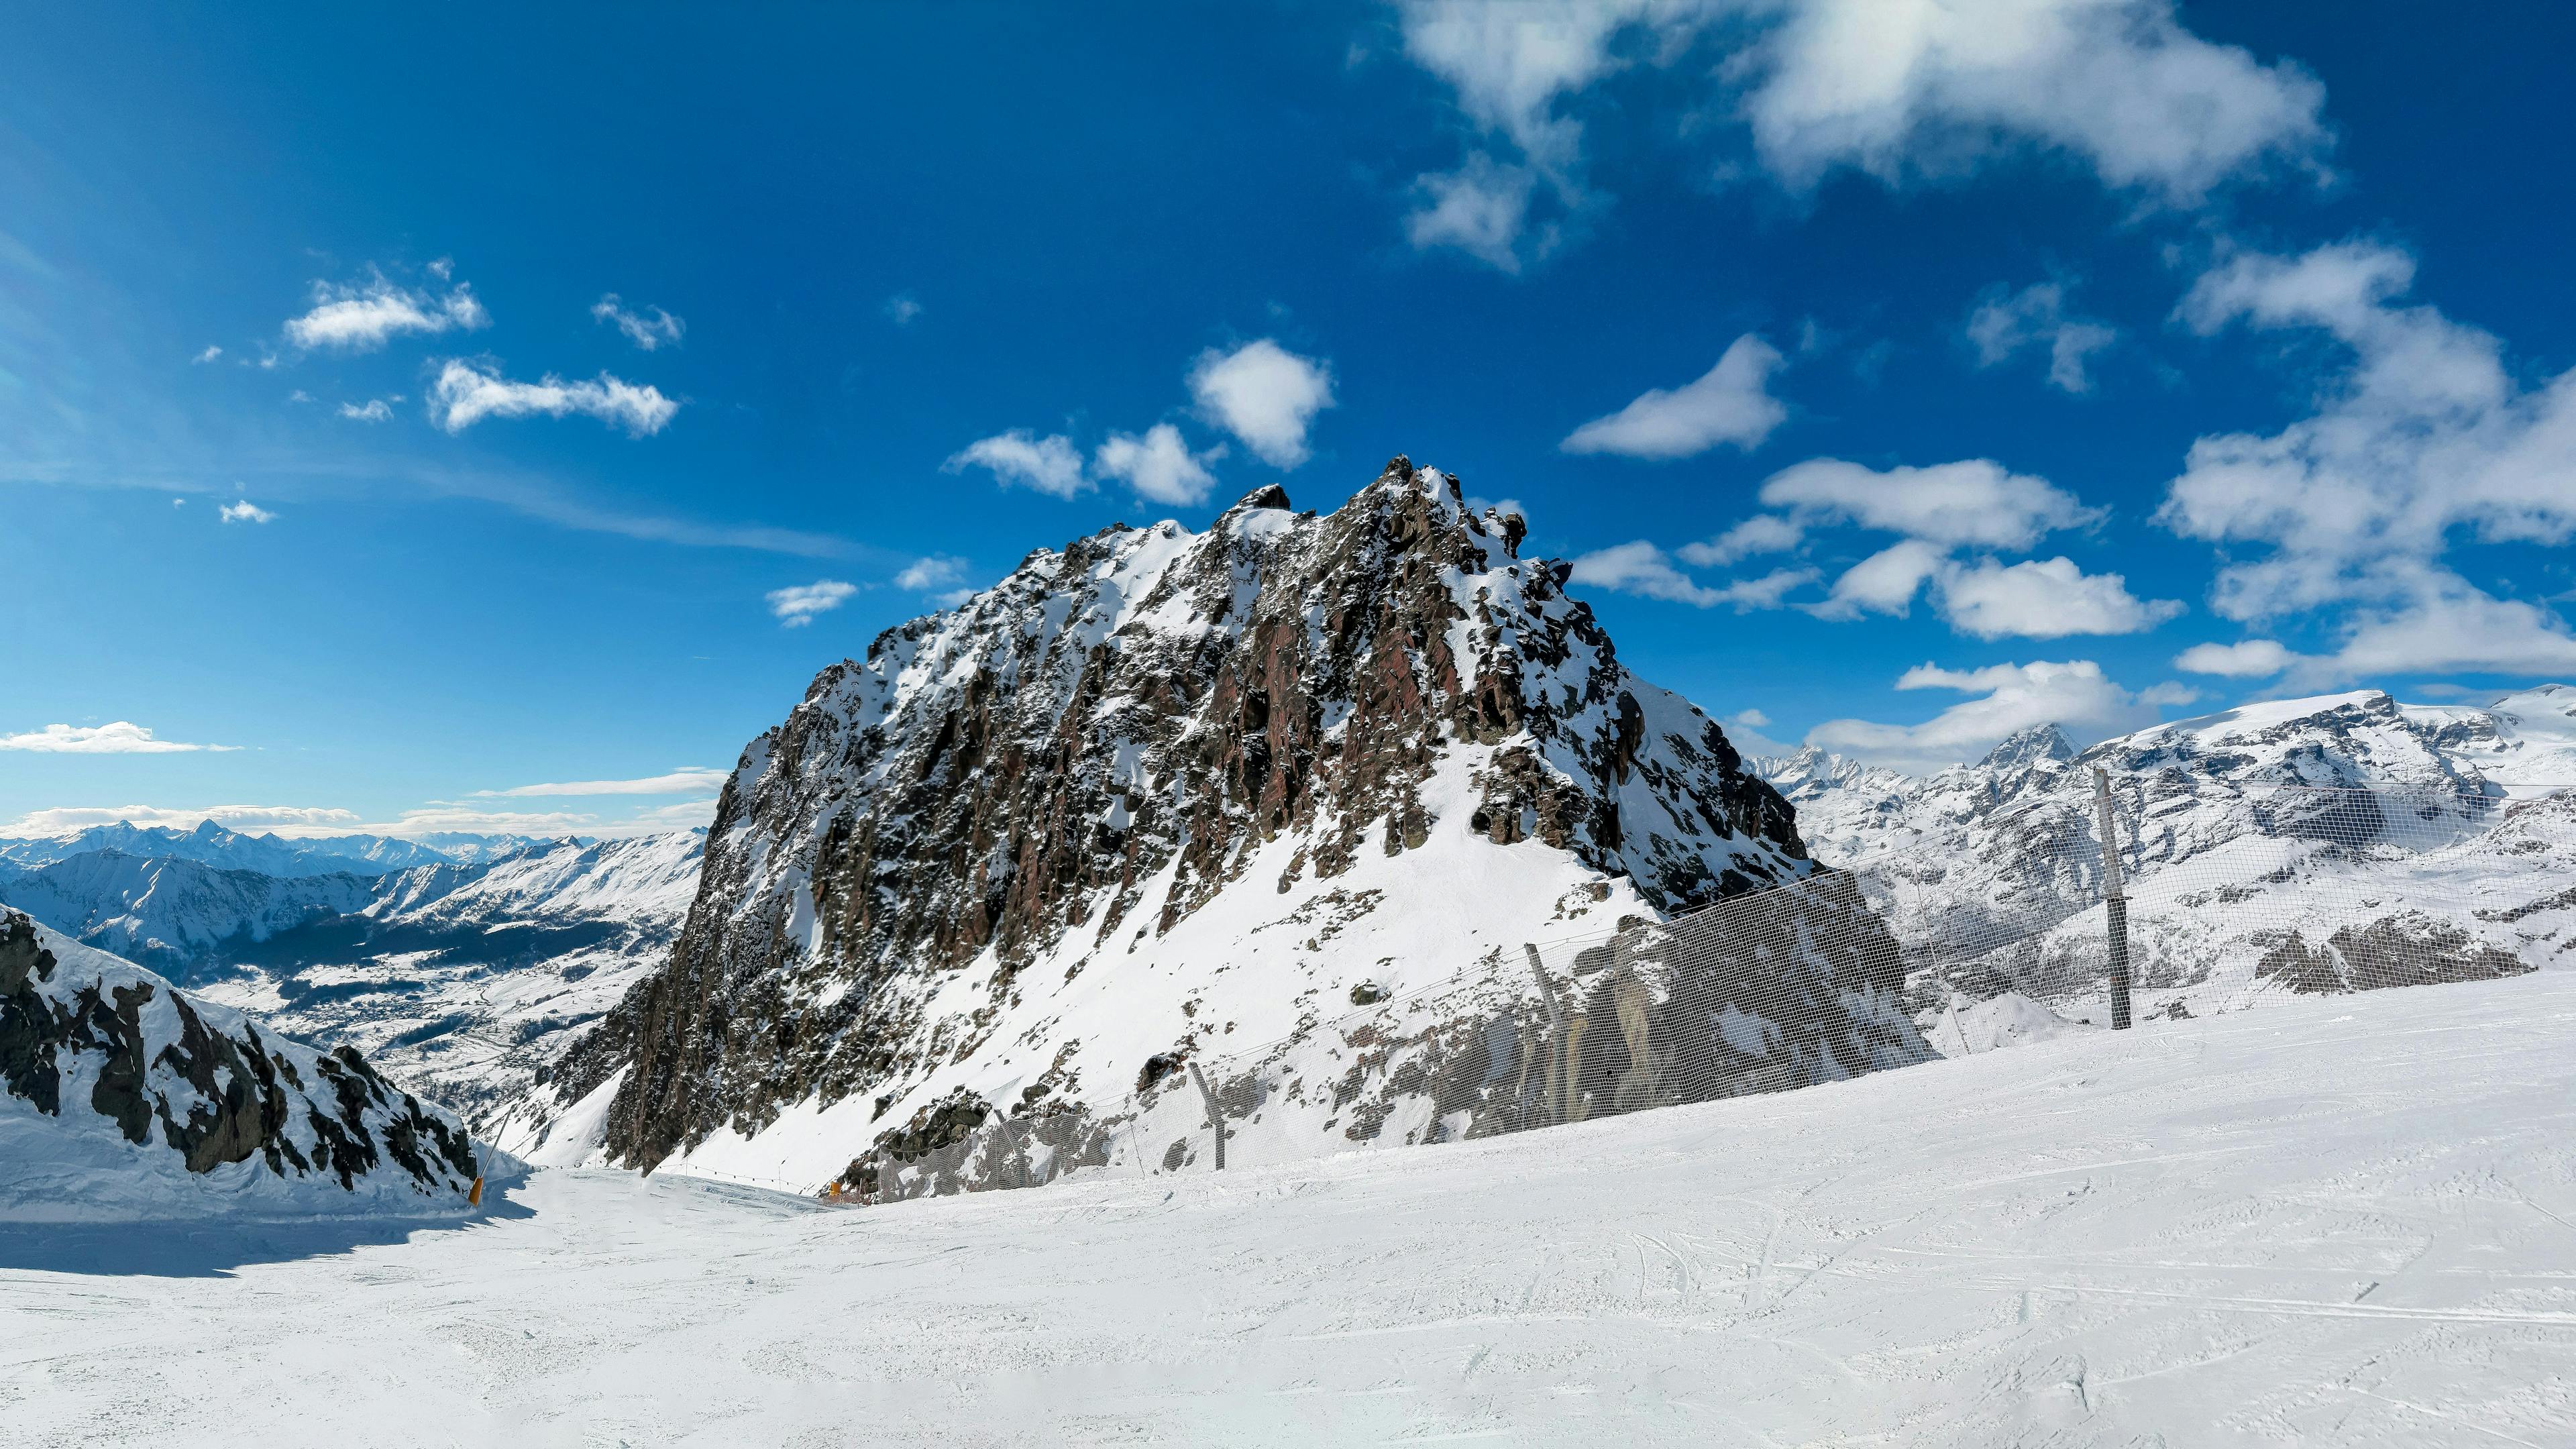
1807, 539, 1949, 621
885, 294, 923, 325
1760, 457, 2099, 549
1966, 281, 2117, 393
338, 398, 394, 422
478, 768, 729, 798
1095, 423, 1222, 506
2174, 639, 2296, 678
591, 294, 685, 350
1807, 659, 2191, 773
0, 722, 236, 753
1570, 541, 1819, 611
944, 430, 1089, 499
2162, 240, 2576, 684
765, 579, 857, 627
285, 272, 489, 352
1935, 557, 2184, 639
219, 500, 276, 524
1189, 339, 1335, 469
894, 555, 967, 592
1392, 0, 2330, 269
429, 360, 679, 437
1561, 335, 1788, 459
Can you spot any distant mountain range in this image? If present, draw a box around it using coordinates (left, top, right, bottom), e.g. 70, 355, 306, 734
0, 818, 553, 876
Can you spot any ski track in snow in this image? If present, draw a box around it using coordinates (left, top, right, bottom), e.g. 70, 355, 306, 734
7, 973, 2576, 1446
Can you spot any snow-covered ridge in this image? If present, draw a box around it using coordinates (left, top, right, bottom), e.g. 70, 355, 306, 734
549, 458, 1901, 1192
1754, 688, 2576, 1029
0, 818, 544, 876
0, 908, 510, 1222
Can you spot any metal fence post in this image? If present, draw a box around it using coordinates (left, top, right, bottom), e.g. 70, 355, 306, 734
1523, 943, 1562, 1126
1186, 1061, 1224, 1171
2091, 765, 2134, 1030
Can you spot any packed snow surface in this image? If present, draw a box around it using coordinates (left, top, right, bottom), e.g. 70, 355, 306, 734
7, 969, 2572, 1445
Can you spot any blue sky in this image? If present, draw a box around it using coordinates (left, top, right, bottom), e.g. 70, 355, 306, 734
7, 2, 2576, 836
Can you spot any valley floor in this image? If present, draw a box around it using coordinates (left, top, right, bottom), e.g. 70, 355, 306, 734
8, 976, 2576, 1446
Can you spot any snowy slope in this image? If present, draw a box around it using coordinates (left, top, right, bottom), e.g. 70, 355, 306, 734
0, 852, 379, 970
0, 908, 509, 1222
1757, 690, 2576, 1028
8, 967, 2573, 1444
546, 460, 1907, 1193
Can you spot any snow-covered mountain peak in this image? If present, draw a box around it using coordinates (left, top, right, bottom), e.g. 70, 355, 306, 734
547, 455, 1895, 1187
1980, 722, 2078, 772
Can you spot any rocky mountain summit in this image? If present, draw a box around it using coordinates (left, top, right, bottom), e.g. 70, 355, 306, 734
545, 458, 1924, 1191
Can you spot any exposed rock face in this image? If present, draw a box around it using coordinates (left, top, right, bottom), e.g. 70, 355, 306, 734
0, 909, 494, 1218
563, 460, 1862, 1183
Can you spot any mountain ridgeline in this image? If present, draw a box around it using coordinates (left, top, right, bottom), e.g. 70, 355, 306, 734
561, 458, 1907, 1183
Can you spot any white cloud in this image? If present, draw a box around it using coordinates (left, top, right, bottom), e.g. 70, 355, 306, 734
894, 555, 968, 592
1935, 556, 2183, 639
1761, 456, 2098, 550
285, 272, 489, 352
1731, 707, 1770, 729
219, 500, 275, 524
1189, 339, 1335, 469
1391, 0, 2330, 269
429, 360, 679, 437
288, 390, 315, 404
1678, 513, 1805, 568
1966, 281, 2117, 393
1561, 335, 1788, 459
765, 580, 857, 628
0, 722, 235, 754
1570, 542, 1818, 611
338, 398, 393, 422
1405, 153, 1548, 272
478, 767, 729, 798
885, 294, 923, 326
2162, 240, 2576, 683
945, 430, 1089, 499
1095, 423, 1222, 506
1807, 539, 1948, 620
2174, 639, 2296, 678
591, 294, 686, 350
1807, 659, 2184, 773
191, 345, 222, 364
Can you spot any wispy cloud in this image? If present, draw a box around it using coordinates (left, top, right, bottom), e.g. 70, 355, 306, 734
591, 294, 685, 350
285, 270, 489, 352
219, 499, 276, 524
476, 767, 729, 798
0, 722, 237, 753
1967, 281, 2117, 393
429, 359, 679, 436
884, 293, 922, 326
338, 398, 394, 422
191, 345, 223, 364
0, 804, 362, 836
767, 579, 857, 627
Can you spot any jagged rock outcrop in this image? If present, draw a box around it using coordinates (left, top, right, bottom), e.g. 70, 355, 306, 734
0, 908, 498, 1220
555, 459, 1908, 1187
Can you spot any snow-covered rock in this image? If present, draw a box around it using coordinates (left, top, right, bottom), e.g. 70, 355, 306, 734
550, 459, 1925, 1195
0, 819, 533, 876
0, 908, 509, 1222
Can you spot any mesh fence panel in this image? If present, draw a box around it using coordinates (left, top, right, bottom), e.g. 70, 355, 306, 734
853, 781, 2569, 1203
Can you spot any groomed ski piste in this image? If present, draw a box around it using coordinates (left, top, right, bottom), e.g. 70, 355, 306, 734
8, 969, 2575, 1446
